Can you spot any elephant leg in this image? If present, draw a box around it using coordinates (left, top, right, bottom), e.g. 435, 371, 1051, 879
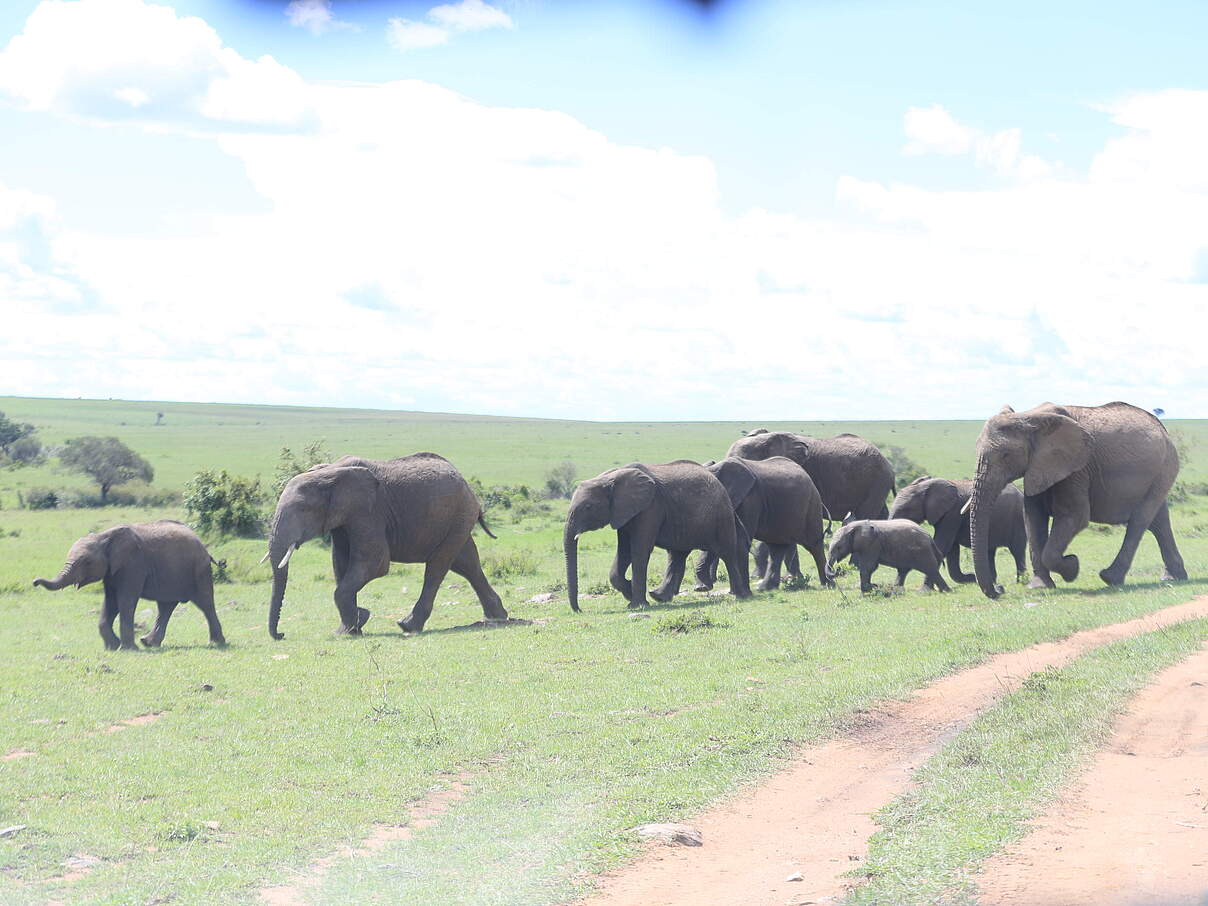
858, 564, 875, 593
192, 585, 227, 646
895, 568, 909, 587
925, 566, 951, 592
693, 550, 717, 592
140, 601, 178, 648
751, 542, 769, 581
758, 544, 787, 591
782, 544, 801, 579
626, 535, 656, 609
1099, 497, 1166, 586
609, 532, 633, 599
399, 541, 463, 633
1148, 502, 1188, 582
651, 550, 688, 603
807, 541, 834, 588
333, 562, 374, 635
946, 546, 975, 583
117, 595, 138, 651
450, 536, 508, 621
1011, 538, 1028, 581
1040, 510, 1088, 584
98, 584, 120, 651
1024, 497, 1056, 589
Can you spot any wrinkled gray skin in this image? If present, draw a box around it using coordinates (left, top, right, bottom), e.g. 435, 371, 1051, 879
694, 457, 834, 591
33, 521, 226, 651
889, 477, 1027, 585
563, 460, 753, 611
969, 402, 1188, 599
266, 452, 506, 637
826, 519, 951, 593
728, 429, 895, 577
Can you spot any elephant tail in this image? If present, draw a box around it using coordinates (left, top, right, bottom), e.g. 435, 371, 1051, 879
478, 514, 497, 540
820, 502, 834, 537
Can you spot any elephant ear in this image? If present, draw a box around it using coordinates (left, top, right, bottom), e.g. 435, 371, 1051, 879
787, 436, 812, 469
608, 467, 657, 529
1025, 413, 1091, 496
324, 466, 380, 530
710, 459, 757, 508
103, 526, 145, 575
923, 480, 963, 525
852, 522, 882, 568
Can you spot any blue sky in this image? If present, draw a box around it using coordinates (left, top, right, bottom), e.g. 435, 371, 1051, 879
1, 0, 1206, 418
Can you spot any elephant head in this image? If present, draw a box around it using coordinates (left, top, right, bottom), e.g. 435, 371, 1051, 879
889, 477, 964, 557
265, 463, 378, 639
33, 526, 142, 591
727, 431, 810, 469
826, 520, 878, 575
707, 458, 758, 511
563, 466, 656, 612
969, 405, 1090, 598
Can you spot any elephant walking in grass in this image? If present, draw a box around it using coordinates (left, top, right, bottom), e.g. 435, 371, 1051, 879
564, 461, 753, 611
265, 452, 507, 638
826, 519, 951, 594
889, 477, 1027, 586
968, 402, 1188, 599
33, 521, 226, 650
727, 430, 896, 578
694, 456, 834, 592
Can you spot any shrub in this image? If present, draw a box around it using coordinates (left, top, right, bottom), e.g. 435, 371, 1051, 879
59, 436, 154, 503
184, 470, 266, 538
274, 440, 332, 497
24, 487, 59, 510
481, 550, 539, 581
880, 444, 929, 488
543, 461, 578, 499
0, 411, 35, 458
7, 435, 44, 466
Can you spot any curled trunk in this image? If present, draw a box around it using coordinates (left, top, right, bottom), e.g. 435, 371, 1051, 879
564, 521, 580, 613
969, 461, 1006, 599
33, 565, 74, 591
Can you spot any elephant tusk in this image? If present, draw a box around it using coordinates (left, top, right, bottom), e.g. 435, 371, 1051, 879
961, 498, 972, 515
259, 551, 271, 565
277, 544, 297, 569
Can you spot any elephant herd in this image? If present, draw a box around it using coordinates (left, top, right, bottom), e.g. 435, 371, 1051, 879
32, 401, 1190, 650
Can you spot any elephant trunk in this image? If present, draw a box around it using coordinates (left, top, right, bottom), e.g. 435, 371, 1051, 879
564, 520, 581, 613
970, 460, 1007, 599
266, 520, 298, 641
33, 564, 74, 591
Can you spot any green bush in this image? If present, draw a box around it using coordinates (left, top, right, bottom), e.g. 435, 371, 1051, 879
543, 461, 577, 499
880, 444, 930, 488
274, 440, 332, 497
184, 470, 266, 538
24, 487, 59, 510
6, 435, 44, 466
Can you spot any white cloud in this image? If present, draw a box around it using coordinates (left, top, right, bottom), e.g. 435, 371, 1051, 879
284, 0, 353, 36
386, 18, 449, 52
1, 0, 1206, 418
429, 0, 513, 32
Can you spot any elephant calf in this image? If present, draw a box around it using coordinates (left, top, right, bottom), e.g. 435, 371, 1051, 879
694, 456, 833, 591
889, 477, 1027, 586
33, 521, 227, 651
826, 519, 950, 594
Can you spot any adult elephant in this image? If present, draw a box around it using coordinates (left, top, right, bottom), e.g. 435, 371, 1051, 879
694, 456, 833, 591
563, 460, 752, 611
889, 477, 1027, 585
727, 429, 895, 576
968, 402, 1188, 599
265, 452, 507, 637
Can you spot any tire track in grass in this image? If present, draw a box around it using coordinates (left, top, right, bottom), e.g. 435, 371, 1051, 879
574, 595, 1208, 906
976, 641, 1208, 906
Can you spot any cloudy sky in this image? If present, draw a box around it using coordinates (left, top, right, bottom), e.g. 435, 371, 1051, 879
2, 0, 1206, 420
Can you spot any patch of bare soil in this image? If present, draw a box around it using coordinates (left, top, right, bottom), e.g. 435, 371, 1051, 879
575, 596, 1208, 906
101, 712, 162, 734
259, 773, 476, 905
976, 641, 1208, 906
2, 749, 35, 760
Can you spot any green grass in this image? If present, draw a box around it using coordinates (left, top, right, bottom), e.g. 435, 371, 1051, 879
843, 618, 1208, 906
1, 397, 1207, 905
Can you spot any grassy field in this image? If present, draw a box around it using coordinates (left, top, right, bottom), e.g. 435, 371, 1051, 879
1, 397, 1207, 906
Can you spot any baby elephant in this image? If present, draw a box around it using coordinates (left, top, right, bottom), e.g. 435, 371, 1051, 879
826, 519, 951, 593
33, 521, 226, 650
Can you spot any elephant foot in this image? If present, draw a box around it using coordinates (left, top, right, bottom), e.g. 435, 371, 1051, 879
756, 578, 780, 592
692, 582, 712, 592
1161, 566, 1188, 582
210, 636, 228, 647
102, 639, 121, 651
356, 607, 371, 630
397, 615, 423, 633
1053, 554, 1079, 583
118, 641, 139, 651
139, 634, 163, 648
1027, 574, 1057, 590
820, 577, 836, 589
649, 589, 674, 603
1098, 567, 1127, 587
627, 600, 649, 610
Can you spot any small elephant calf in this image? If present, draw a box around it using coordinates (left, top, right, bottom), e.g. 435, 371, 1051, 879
33, 521, 227, 650
826, 519, 951, 593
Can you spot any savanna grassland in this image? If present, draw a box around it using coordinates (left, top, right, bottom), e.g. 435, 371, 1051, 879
2, 397, 1208, 906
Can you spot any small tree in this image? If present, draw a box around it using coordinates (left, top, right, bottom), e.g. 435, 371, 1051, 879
59, 436, 154, 503
274, 439, 332, 496
0, 411, 35, 458
880, 444, 929, 488
543, 461, 578, 499
185, 470, 265, 537
7, 435, 44, 466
